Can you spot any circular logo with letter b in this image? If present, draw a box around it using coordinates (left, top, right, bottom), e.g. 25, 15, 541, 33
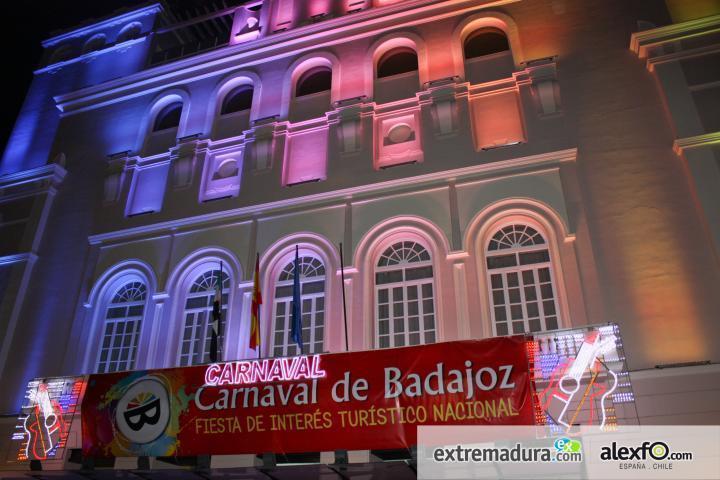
115, 376, 170, 444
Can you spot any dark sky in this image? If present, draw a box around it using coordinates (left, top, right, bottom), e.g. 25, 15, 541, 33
1, 0, 147, 156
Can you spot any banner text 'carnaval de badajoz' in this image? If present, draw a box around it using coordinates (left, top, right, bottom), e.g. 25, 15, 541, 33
81, 336, 534, 457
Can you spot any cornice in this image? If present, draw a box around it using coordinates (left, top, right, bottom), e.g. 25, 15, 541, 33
673, 131, 720, 155
87, 148, 577, 245
54, 0, 519, 116
630, 14, 720, 59
42, 4, 162, 48
0, 164, 67, 190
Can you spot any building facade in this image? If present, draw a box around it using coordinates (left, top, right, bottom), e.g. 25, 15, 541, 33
1, 0, 720, 466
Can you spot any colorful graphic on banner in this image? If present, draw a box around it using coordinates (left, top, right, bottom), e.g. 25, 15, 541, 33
11, 377, 86, 461
82, 337, 534, 457
529, 324, 638, 434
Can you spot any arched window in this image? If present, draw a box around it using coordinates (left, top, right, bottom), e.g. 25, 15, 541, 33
377, 48, 418, 78
272, 256, 326, 356
296, 67, 332, 97
153, 102, 182, 131
486, 224, 559, 335
96, 281, 147, 373
221, 86, 254, 115
463, 28, 509, 59
82, 34, 106, 54
375, 241, 436, 348
179, 269, 230, 366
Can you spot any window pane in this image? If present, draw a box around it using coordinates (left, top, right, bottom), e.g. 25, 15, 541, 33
405, 265, 433, 281
302, 280, 324, 294
186, 296, 207, 309
107, 307, 126, 319
376, 270, 403, 285
409, 317, 419, 332
276, 285, 293, 297
422, 299, 434, 314
538, 267, 551, 283
487, 254, 517, 269
379, 320, 389, 335
407, 285, 418, 300
378, 289, 388, 303
507, 272, 518, 287
491, 274, 503, 289
496, 323, 508, 336
543, 300, 556, 316
519, 250, 550, 265
493, 290, 505, 305
524, 286, 537, 301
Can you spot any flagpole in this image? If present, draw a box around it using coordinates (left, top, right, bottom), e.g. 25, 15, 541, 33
219, 261, 223, 363
339, 242, 349, 352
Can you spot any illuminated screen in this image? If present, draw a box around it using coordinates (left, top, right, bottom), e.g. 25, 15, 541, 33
528, 324, 638, 434
11, 377, 86, 461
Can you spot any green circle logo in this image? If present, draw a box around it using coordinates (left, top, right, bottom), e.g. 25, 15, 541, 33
650, 442, 668, 460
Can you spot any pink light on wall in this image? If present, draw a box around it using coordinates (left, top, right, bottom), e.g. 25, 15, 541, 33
374, 0, 406, 6
469, 90, 525, 151
273, 0, 295, 31
308, 0, 331, 17
283, 127, 329, 185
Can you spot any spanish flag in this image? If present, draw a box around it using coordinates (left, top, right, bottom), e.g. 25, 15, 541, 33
249, 253, 262, 351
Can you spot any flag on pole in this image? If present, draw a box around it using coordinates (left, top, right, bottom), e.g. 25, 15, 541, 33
290, 245, 303, 354
249, 253, 262, 351
209, 263, 223, 363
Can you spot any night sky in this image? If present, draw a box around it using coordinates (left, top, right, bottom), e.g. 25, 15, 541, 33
1, 1, 147, 156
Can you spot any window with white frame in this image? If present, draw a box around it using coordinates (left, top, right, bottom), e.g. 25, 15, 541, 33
96, 281, 147, 373
179, 269, 229, 366
375, 241, 436, 349
272, 256, 325, 357
486, 224, 560, 335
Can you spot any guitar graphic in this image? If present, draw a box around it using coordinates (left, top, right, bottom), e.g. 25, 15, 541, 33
539, 331, 618, 431
23, 384, 66, 460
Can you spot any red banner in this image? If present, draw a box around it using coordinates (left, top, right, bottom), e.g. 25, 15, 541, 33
82, 337, 534, 457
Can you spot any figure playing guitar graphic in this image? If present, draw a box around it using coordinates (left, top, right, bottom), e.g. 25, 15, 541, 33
23, 384, 67, 460
538, 331, 618, 432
